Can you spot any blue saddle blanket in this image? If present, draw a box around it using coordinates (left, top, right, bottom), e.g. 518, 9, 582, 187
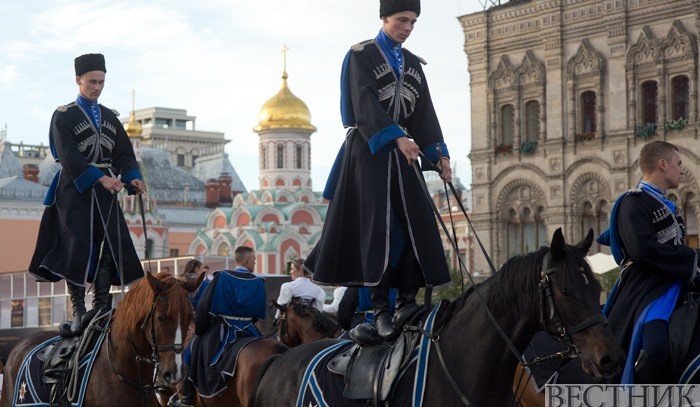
12, 331, 107, 407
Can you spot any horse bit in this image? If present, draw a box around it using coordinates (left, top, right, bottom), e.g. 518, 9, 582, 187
107, 287, 186, 402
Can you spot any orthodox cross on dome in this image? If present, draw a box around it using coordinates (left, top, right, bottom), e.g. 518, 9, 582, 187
131, 88, 136, 112
282, 43, 289, 80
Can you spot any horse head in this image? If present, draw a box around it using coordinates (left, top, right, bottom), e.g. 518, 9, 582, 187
272, 298, 338, 347
540, 228, 625, 378
141, 271, 202, 387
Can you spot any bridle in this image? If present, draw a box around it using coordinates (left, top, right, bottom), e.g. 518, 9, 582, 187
532, 254, 609, 366
106, 283, 188, 402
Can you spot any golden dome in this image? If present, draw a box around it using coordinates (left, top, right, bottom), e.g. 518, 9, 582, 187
254, 72, 316, 133
125, 110, 143, 138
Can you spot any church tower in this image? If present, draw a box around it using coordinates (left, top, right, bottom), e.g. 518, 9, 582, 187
254, 45, 316, 190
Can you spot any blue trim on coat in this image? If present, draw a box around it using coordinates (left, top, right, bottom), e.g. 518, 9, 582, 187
120, 168, 142, 191
322, 142, 345, 200
368, 124, 405, 155
74, 166, 103, 193
621, 282, 681, 384
420, 142, 450, 167
340, 50, 354, 127
43, 170, 61, 206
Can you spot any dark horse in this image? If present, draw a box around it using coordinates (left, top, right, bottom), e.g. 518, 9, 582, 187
1, 271, 202, 407
252, 229, 626, 406
272, 298, 341, 347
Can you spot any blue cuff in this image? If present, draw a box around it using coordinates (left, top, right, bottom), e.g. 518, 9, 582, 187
74, 166, 104, 193
368, 124, 405, 155
421, 142, 450, 165
121, 168, 142, 190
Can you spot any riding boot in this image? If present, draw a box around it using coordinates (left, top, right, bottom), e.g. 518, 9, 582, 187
371, 284, 398, 341
92, 251, 113, 311
393, 286, 420, 329
168, 379, 195, 407
68, 283, 86, 335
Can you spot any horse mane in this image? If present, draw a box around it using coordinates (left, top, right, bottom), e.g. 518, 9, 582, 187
436, 244, 599, 329
111, 273, 192, 339
290, 302, 339, 336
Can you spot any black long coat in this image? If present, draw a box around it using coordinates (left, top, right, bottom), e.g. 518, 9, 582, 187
306, 38, 451, 288
605, 190, 699, 350
29, 102, 143, 287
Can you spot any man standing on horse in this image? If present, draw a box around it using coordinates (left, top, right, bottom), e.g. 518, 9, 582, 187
600, 140, 700, 383
29, 53, 146, 335
304, 0, 453, 344
170, 246, 267, 406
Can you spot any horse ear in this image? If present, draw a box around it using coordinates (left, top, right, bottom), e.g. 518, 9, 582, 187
146, 271, 168, 293
180, 272, 206, 294
574, 229, 595, 255
550, 228, 566, 260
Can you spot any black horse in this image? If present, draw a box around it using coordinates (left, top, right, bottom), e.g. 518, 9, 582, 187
251, 228, 625, 407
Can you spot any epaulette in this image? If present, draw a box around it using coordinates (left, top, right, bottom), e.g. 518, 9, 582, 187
404, 48, 427, 65
628, 188, 643, 194
351, 39, 373, 52
110, 108, 120, 117
56, 102, 76, 113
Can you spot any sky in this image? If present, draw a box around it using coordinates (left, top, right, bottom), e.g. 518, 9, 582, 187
0, 0, 484, 192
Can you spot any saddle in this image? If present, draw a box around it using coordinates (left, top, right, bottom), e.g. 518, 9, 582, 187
34, 306, 112, 404
327, 328, 422, 404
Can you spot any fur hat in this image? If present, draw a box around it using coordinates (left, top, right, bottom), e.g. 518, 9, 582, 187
380, 0, 420, 18
74, 53, 106, 76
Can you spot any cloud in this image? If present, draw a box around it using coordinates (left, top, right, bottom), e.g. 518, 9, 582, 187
0, 65, 18, 84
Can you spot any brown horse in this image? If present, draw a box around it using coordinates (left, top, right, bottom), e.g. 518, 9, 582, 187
1, 271, 203, 407
272, 298, 341, 347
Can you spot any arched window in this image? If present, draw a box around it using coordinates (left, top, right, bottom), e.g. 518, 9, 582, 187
500, 104, 514, 145
276, 143, 284, 169
522, 207, 537, 253
506, 208, 520, 257
217, 243, 230, 257
261, 145, 267, 170
525, 101, 540, 142
671, 76, 689, 120
296, 144, 303, 169
581, 91, 596, 135
684, 193, 698, 248
641, 80, 658, 125
536, 206, 547, 248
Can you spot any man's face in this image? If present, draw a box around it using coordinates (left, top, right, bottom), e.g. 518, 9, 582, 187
244, 252, 257, 273
661, 150, 684, 189
382, 11, 418, 44
75, 70, 105, 101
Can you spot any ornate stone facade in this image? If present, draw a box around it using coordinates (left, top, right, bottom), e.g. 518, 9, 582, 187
460, 0, 700, 274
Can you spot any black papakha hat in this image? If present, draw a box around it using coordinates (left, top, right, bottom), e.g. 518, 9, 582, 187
380, 0, 420, 18
74, 53, 106, 76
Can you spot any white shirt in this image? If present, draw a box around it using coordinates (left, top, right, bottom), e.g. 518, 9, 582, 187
322, 287, 347, 314
275, 277, 326, 317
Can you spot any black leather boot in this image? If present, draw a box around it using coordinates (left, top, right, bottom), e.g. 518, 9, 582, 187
394, 286, 420, 328
371, 285, 398, 341
168, 379, 196, 407
92, 252, 113, 311
68, 283, 86, 335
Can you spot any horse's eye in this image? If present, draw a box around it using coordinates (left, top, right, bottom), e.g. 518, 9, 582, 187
157, 315, 166, 323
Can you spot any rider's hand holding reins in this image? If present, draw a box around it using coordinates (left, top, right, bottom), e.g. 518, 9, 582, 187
437, 157, 452, 183
98, 175, 124, 194
129, 179, 147, 195
396, 136, 420, 166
